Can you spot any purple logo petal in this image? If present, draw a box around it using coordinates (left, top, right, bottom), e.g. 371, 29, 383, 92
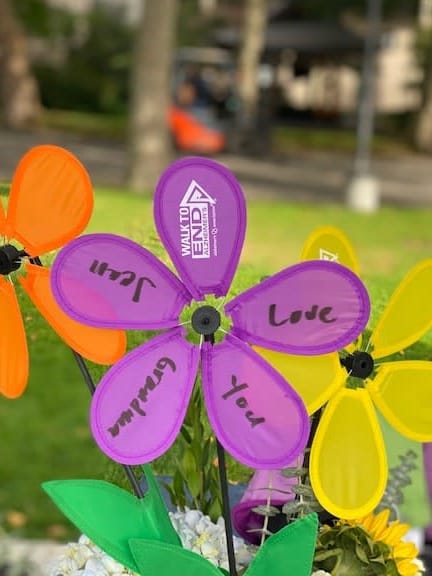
51, 234, 192, 329
226, 261, 370, 355
154, 157, 246, 299
91, 328, 199, 464
201, 334, 310, 468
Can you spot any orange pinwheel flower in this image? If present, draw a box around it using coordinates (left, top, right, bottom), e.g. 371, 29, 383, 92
0, 145, 126, 399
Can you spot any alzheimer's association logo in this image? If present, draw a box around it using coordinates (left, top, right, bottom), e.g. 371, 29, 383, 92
179, 180, 217, 259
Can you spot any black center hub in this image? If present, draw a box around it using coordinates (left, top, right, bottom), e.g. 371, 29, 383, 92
0, 244, 25, 275
341, 351, 374, 379
191, 305, 221, 336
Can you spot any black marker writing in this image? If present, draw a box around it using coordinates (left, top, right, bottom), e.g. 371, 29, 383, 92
90, 260, 156, 303
269, 303, 337, 327
107, 356, 176, 438
222, 375, 265, 428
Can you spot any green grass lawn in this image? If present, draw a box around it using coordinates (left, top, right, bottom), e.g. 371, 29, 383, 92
1, 188, 432, 540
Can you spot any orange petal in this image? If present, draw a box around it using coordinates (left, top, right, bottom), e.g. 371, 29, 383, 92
253, 347, 345, 415
368, 361, 432, 441
310, 388, 387, 519
0, 278, 28, 398
301, 225, 360, 274
5, 146, 93, 256
370, 260, 432, 359
19, 263, 126, 364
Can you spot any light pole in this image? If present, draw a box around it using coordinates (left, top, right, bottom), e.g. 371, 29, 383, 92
346, 0, 382, 212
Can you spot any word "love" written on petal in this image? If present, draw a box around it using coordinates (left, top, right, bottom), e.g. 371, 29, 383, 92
268, 304, 337, 327
89, 260, 156, 303
222, 375, 265, 428
107, 357, 176, 438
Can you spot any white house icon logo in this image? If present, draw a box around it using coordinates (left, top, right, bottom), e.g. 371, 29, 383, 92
319, 248, 339, 262
179, 180, 217, 259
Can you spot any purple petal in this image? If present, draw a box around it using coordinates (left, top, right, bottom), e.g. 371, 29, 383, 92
154, 157, 246, 299
91, 328, 199, 464
226, 261, 370, 355
201, 334, 310, 468
51, 233, 192, 329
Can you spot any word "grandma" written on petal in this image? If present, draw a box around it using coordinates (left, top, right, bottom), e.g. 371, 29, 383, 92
107, 357, 176, 438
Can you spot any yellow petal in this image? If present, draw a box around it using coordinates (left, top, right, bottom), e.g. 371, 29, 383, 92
301, 225, 360, 274
370, 260, 432, 359
369, 508, 391, 540
253, 347, 345, 415
368, 361, 432, 441
396, 559, 419, 576
385, 523, 410, 545
310, 388, 387, 519
393, 541, 418, 558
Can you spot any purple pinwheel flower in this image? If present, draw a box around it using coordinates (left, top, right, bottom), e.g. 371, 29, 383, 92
50, 157, 370, 470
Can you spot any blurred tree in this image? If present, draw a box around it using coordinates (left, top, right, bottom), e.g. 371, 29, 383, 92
235, 0, 270, 152
414, 0, 432, 151
36, 4, 131, 114
127, 0, 179, 192
301, 0, 416, 19
178, 0, 217, 46
0, 0, 41, 128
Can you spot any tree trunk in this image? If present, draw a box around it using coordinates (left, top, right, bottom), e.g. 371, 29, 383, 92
0, 0, 41, 129
414, 0, 432, 152
234, 0, 269, 152
414, 65, 432, 152
127, 0, 178, 192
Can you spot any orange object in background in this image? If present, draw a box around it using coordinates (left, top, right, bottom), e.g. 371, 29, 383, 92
169, 106, 226, 154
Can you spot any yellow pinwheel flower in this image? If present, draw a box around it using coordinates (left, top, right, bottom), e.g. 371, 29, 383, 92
256, 226, 432, 520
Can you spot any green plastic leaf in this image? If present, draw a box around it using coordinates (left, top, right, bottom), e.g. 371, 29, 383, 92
129, 538, 225, 576
245, 514, 318, 576
42, 465, 180, 573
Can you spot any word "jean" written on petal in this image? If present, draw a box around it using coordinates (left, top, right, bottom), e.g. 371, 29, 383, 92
268, 303, 337, 327
222, 375, 265, 428
89, 260, 156, 303
107, 357, 176, 438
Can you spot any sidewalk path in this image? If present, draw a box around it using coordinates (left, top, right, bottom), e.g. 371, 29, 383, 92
0, 128, 431, 206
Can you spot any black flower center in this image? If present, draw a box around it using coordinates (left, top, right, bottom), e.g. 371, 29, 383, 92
0, 244, 26, 275
191, 305, 221, 337
341, 351, 374, 379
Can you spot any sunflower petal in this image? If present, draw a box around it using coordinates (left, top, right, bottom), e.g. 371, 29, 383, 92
384, 522, 410, 544
301, 225, 360, 274
370, 260, 432, 359
310, 388, 387, 519
19, 263, 126, 365
253, 347, 345, 415
395, 559, 419, 576
5, 145, 93, 255
368, 361, 432, 441
368, 508, 391, 540
0, 278, 28, 398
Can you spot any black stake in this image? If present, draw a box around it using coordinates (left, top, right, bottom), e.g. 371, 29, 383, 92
204, 332, 237, 576
31, 256, 144, 499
